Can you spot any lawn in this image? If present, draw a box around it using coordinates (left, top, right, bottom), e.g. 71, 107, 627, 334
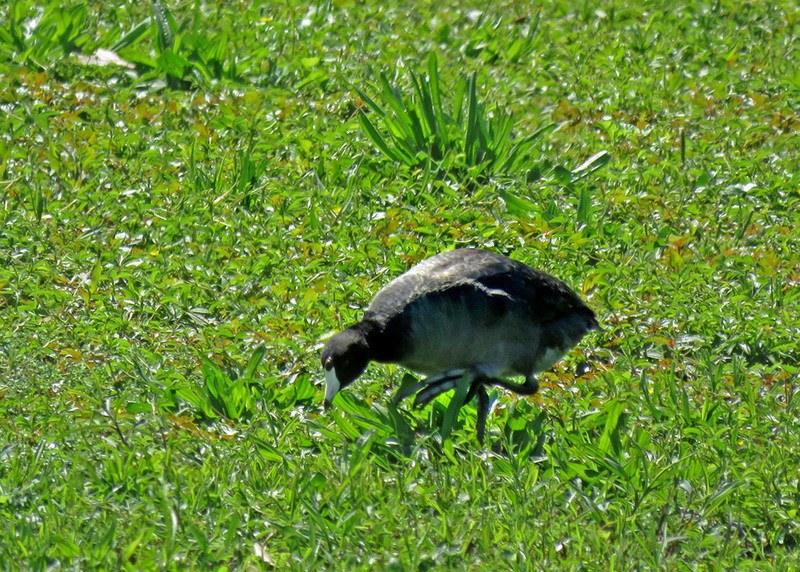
1, 0, 799, 569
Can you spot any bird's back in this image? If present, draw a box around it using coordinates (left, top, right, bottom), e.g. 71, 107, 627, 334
369, 250, 580, 314
364, 249, 598, 377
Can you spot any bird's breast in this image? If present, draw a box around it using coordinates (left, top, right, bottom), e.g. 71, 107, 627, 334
393, 300, 542, 377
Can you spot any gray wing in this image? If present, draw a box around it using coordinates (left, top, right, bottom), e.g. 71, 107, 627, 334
367, 249, 593, 325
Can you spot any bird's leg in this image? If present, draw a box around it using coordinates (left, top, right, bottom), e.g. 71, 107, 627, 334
491, 373, 539, 396
392, 380, 425, 404
475, 384, 490, 445
414, 372, 492, 443
396, 370, 534, 444
412, 370, 474, 408
399, 369, 493, 443
463, 380, 480, 404
393, 368, 468, 404
401, 371, 538, 408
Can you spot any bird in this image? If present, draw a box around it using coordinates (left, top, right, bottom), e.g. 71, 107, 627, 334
320, 248, 602, 443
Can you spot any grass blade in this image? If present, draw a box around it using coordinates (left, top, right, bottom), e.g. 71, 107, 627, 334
427, 52, 449, 149
441, 372, 472, 441
244, 345, 267, 379
379, 72, 415, 137
577, 186, 593, 225
358, 111, 413, 165
571, 150, 611, 180
354, 86, 388, 117
464, 72, 480, 166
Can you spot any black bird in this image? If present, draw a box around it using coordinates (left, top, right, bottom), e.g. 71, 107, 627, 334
321, 248, 601, 443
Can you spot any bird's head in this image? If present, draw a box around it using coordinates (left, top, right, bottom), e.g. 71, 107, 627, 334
320, 327, 371, 409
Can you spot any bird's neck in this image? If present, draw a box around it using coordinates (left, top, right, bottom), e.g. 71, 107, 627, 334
357, 316, 406, 364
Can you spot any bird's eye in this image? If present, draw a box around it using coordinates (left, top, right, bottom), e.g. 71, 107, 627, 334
324, 356, 334, 370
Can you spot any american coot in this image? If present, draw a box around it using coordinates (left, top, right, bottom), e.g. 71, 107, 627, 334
321, 248, 602, 443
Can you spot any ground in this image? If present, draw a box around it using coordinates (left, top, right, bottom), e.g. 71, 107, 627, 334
0, 1, 799, 569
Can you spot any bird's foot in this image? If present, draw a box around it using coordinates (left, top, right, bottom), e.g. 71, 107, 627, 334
412, 369, 473, 408
493, 374, 539, 396
392, 368, 469, 405
393, 368, 510, 445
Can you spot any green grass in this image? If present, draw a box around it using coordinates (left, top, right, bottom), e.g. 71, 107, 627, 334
1, 0, 799, 569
